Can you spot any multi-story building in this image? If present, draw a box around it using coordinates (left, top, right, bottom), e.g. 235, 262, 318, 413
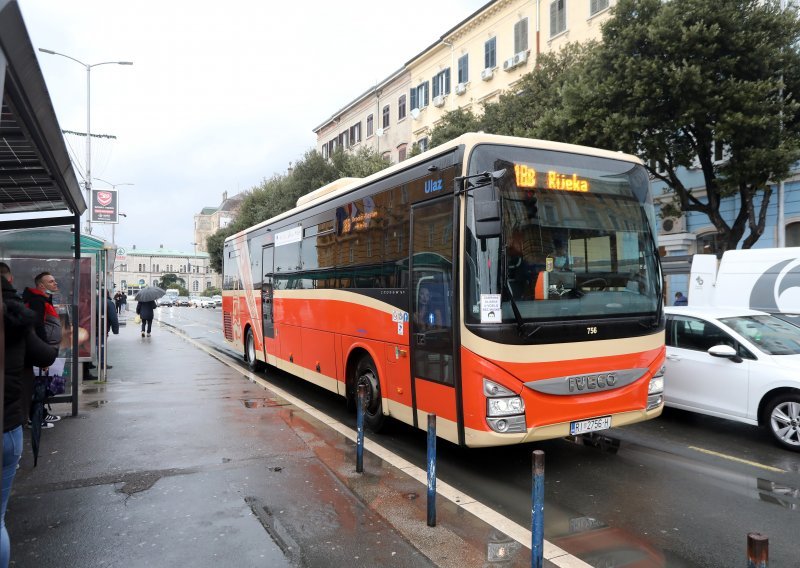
194, 190, 244, 253
314, 0, 613, 158
113, 244, 219, 295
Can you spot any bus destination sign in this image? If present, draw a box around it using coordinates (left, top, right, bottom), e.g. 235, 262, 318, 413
513, 163, 589, 192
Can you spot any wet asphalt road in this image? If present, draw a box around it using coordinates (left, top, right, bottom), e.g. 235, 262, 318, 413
158, 305, 800, 568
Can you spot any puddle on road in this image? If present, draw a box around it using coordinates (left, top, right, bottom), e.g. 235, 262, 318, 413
81, 387, 106, 394
242, 397, 290, 408
86, 400, 109, 408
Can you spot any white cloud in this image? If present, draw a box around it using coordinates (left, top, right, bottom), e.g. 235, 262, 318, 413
20, 0, 487, 250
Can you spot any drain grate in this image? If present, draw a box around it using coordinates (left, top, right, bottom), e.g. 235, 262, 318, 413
241, 397, 290, 408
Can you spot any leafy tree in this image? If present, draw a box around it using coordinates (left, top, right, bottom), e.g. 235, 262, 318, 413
481, 42, 592, 140
158, 273, 185, 291
429, 107, 483, 147
554, 0, 800, 253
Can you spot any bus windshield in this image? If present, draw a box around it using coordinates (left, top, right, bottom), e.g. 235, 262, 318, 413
464, 144, 660, 326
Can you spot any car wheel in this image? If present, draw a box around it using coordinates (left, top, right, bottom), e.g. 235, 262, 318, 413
766, 394, 800, 451
352, 355, 385, 432
245, 328, 264, 372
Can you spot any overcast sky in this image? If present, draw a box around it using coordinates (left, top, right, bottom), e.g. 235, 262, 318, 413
20, 0, 488, 253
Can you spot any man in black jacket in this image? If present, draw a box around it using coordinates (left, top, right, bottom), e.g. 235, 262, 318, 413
1, 262, 58, 567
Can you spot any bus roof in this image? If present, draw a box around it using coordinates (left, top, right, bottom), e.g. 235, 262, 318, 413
225, 133, 642, 244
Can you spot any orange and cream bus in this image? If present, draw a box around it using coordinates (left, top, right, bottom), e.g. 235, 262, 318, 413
222, 133, 665, 447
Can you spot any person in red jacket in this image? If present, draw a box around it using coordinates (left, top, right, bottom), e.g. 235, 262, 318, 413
22, 272, 62, 426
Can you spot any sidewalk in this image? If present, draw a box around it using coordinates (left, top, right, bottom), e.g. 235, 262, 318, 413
6, 316, 551, 567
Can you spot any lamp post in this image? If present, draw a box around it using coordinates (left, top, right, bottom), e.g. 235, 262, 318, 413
38, 48, 133, 234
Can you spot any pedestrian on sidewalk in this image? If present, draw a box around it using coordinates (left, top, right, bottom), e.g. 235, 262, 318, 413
21, 271, 63, 427
136, 298, 157, 337
2, 263, 58, 568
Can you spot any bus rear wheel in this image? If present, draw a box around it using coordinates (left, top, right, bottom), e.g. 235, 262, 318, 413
245, 328, 263, 372
353, 356, 385, 432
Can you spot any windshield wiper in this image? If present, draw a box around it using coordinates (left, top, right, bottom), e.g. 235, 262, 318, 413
503, 281, 541, 337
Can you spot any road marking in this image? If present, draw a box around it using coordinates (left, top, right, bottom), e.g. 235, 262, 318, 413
168, 327, 591, 568
689, 446, 786, 473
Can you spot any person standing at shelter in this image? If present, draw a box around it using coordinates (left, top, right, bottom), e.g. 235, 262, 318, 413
1, 263, 58, 568
21, 272, 62, 425
674, 291, 688, 306
136, 297, 157, 337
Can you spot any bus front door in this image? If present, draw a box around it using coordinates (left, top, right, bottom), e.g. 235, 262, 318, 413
261, 245, 275, 363
410, 197, 456, 434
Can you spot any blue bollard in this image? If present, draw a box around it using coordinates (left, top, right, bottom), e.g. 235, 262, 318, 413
531, 450, 545, 568
356, 384, 366, 473
427, 413, 437, 527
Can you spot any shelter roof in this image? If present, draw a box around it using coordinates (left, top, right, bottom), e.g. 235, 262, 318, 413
0, 0, 84, 220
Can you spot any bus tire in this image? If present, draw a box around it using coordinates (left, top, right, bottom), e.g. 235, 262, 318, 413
245, 327, 264, 372
353, 355, 385, 433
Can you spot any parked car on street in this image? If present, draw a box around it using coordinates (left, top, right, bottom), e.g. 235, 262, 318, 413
192, 296, 215, 308
175, 296, 190, 306
157, 296, 174, 307
212, 295, 222, 307
664, 306, 800, 451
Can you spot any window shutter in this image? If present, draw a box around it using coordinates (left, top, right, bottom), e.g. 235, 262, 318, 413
423, 81, 429, 107
410, 88, 417, 110
432, 76, 440, 98
550, 1, 557, 34
445, 68, 451, 94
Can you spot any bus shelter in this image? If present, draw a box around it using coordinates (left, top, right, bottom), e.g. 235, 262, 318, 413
0, 0, 87, 427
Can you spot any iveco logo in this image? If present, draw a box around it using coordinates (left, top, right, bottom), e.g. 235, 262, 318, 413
568, 373, 617, 392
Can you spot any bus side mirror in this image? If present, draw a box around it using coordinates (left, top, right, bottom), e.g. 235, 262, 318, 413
474, 186, 501, 239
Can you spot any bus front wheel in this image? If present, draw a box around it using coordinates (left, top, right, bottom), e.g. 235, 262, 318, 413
353, 356, 385, 432
245, 328, 264, 372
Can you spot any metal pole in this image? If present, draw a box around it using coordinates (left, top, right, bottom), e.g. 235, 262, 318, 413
427, 413, 437, 527
747, 533, 768, 568
356, 384, 366, 473
531, 450, 545, 568
85, 64, 92, 234
778, 0, 787, 248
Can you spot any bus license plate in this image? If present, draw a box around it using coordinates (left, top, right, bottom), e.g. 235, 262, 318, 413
570, 416, 611, 435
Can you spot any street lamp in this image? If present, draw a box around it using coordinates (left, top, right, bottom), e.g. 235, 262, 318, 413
112, 213, 127, 247
38, 48, 133, 235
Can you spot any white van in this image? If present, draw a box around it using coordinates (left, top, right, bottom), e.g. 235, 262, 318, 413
688, 248, 800, 313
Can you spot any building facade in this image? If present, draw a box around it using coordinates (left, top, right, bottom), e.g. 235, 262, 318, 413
194, 191, 244, 253
113, 244, 219, 295
314, 0, 613, 158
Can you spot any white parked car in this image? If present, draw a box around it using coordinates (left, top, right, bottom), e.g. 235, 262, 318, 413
665, 306, 800, 450
192, 296, 215, 308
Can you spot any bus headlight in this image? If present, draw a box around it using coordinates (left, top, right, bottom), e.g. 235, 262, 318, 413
484, 379, 526, 433
648, 365, 665, 394
646, 365, 665, 410
487, 396, 525, 417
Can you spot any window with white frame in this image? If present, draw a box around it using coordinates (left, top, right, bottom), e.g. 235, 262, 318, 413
367, 114, 374, 137
193, 281, 199, 292
432, 68, 451, 97
382, 104, 390, 129
410, 81, 430, 110
590, 0, 609, 16
484, 37, 496, 69
398, 95, 406, 120
458, 54, 469, 83
417, 137, 429, 153
550, 0, 566, 37
787, 222, 800, 247
514, 18, 529, 53
349, 122, 361, 145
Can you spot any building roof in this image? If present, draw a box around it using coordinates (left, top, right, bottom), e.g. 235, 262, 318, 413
127, 247, 209, 258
